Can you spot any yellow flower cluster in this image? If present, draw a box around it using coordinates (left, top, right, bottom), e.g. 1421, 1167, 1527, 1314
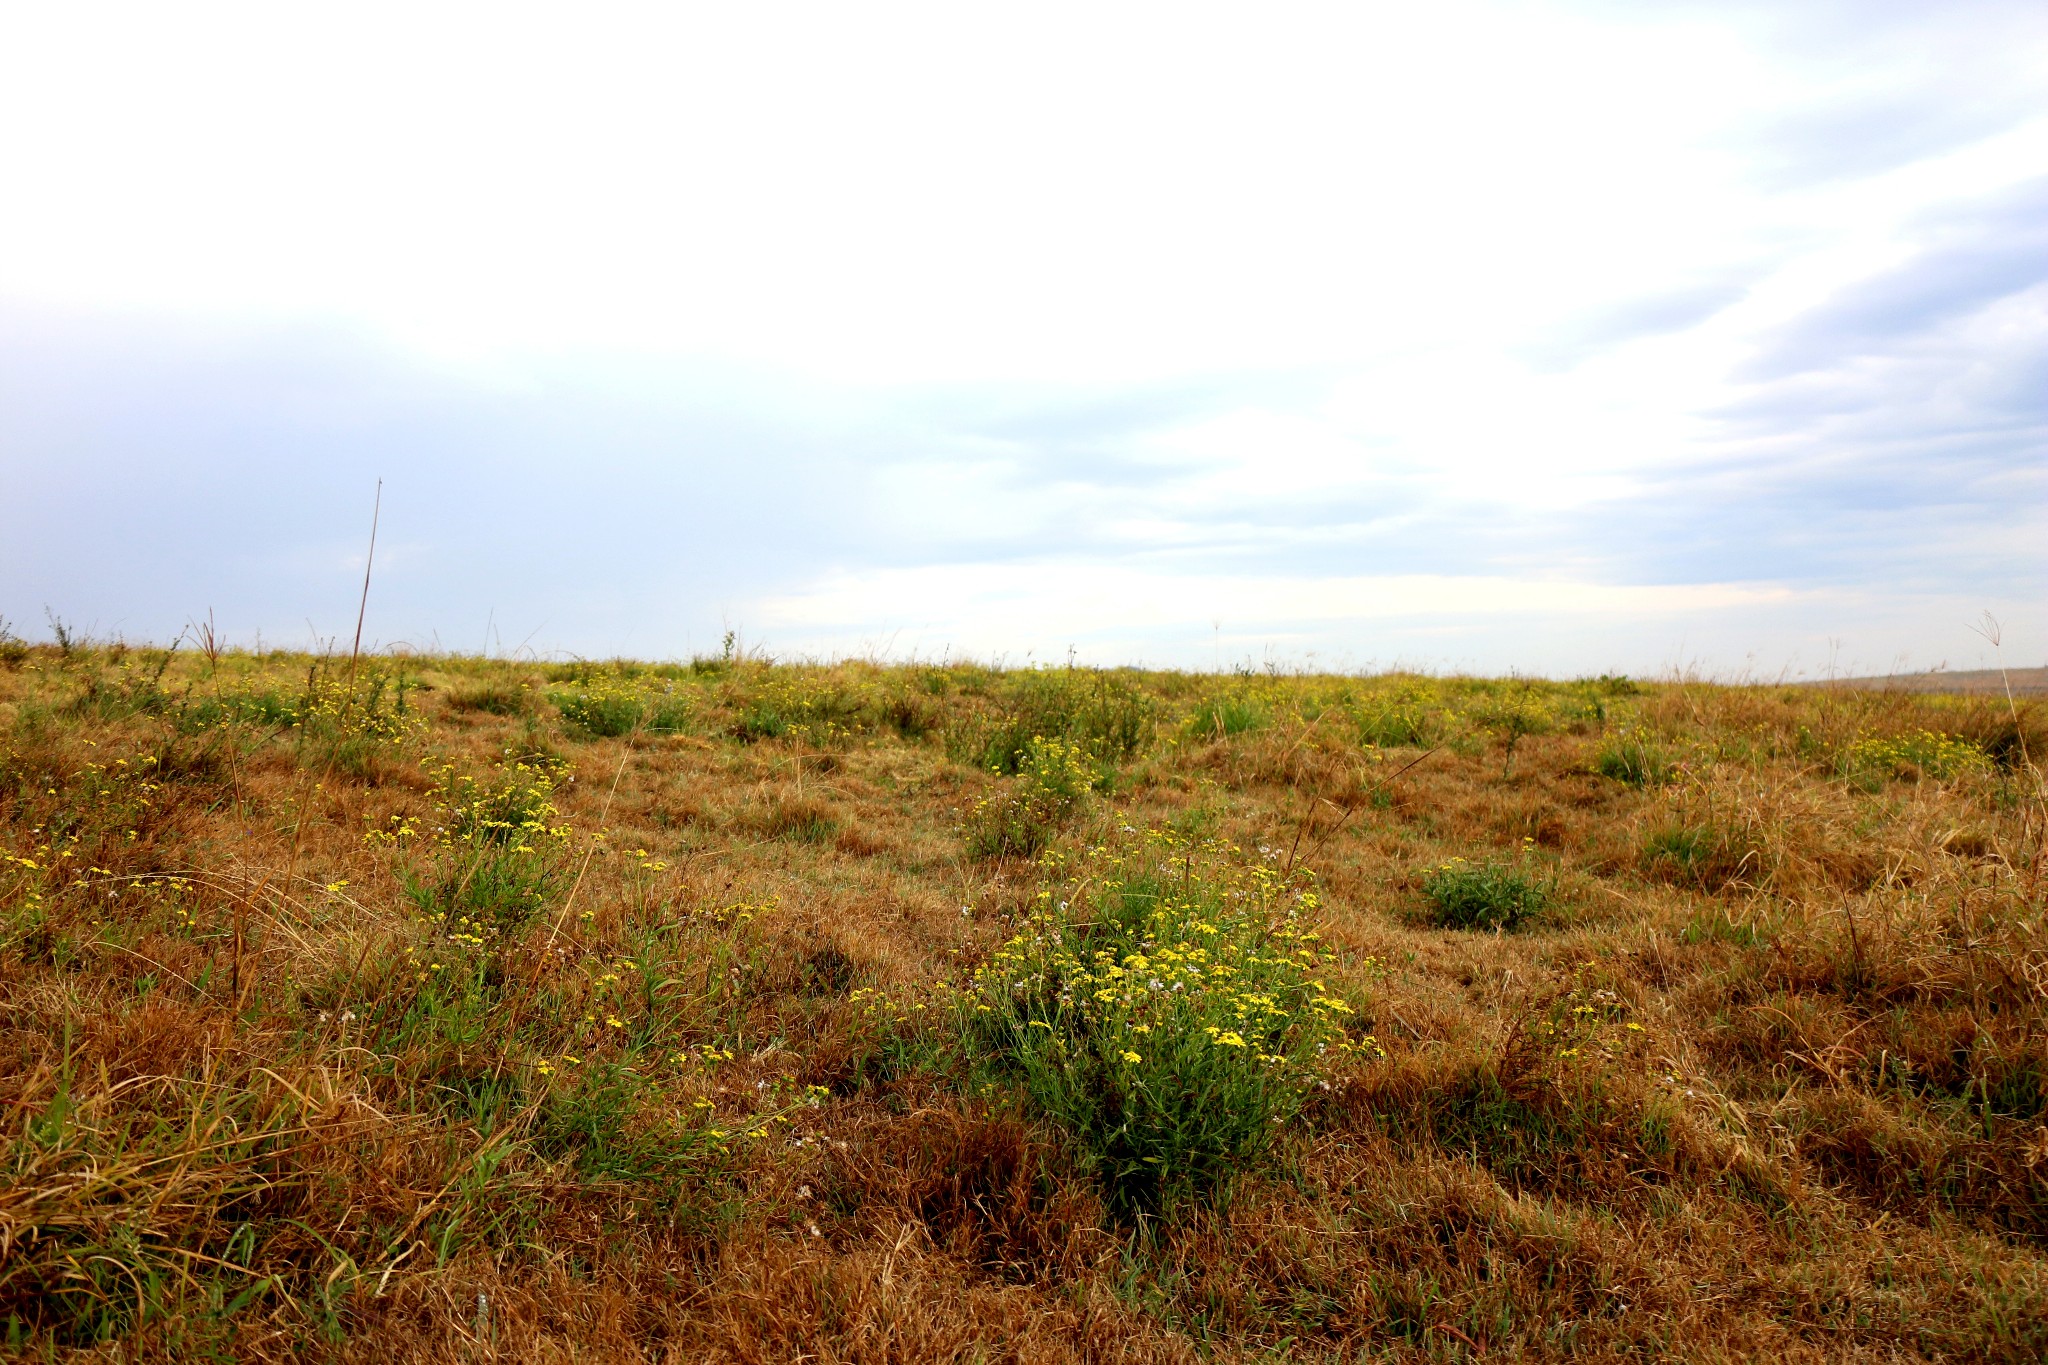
291, 671, 428, 748
973, 828, 1372, 1077
428, 760, 572, 853
1529, 986, 1642, 1065
1845, 730, 1991, 784
953, 826, 1383, 1209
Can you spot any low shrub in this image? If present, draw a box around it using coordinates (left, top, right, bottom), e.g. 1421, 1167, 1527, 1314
0, 616, 27, 668
1422, 853, 1552, 930
1595, 731, 1674, 786
1185, 695, 1266, 741
965, 830, 1373, 1213
965, 735, 1094, 859
1841, 730, 1991, 787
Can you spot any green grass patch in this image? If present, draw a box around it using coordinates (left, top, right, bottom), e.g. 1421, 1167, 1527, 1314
965, 735, 1096, 859
962, 830, 1374, 1214
1422, 855, 1553, 930
1595, 732, 1674, 786
1842, 730, 1991, 788
1184, 695, 1267, 741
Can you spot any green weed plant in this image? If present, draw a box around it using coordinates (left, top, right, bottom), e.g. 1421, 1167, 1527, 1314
1422, 846, 1553, 930
1596, 731, 1675, 786
965, 829, 1373, 1213
551, 673, 691, 737
965, 735, 1096, 859
1185, 694, 1267, 741
1842, 730, 1991, 788
391, 759, 572, 944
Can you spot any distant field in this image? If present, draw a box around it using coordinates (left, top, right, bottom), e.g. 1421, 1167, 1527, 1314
2, 644, 2045, 1361
1818, 667, 2048, 696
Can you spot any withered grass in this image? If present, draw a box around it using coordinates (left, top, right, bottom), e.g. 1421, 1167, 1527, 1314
1, 644, 2045, 1361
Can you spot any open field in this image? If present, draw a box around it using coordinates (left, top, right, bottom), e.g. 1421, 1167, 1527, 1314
2, 640, 2046, 1362
1814, 669, 2048, 697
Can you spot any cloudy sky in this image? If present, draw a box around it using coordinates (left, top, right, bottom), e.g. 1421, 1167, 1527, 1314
3, 1, 2043, 676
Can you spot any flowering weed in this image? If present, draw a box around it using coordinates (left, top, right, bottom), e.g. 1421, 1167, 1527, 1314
398, 759, 572, 938
1422, 848, 1553, 930
1842, 730, 1991, 788
551, 672, 691, 737
966, 828, 1373, 1213
964, 735, 1096, 859
967, 667, 1156, 775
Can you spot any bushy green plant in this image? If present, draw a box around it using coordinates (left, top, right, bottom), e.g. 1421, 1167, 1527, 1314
290, 668, 424, 777
1596, 731, 1674, 786
394, 759, 572, 939
551, 674, 692, 737
965, 830, 1374, 1213
1842, 730, 1991, 787
1185, 694, 1266, 740
1356, 703, 1441, 749
965, 735, 1095, 859
971, 668, 1156, 774
731, 701, 788, 742
1422, 851, 1552, 930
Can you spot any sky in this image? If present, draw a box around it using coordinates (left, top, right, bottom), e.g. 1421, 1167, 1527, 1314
2, 1, 2043, 677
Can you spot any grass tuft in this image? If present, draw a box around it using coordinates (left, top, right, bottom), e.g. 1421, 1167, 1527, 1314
1421, 848, 1553, 930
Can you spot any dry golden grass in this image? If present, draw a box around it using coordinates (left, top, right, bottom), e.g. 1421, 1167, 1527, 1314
1, 644, 2045, 1361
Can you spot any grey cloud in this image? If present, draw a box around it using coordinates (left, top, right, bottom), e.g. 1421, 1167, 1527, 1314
1572, 0, 2047, 193
1730, 177, 2048, 383
1523, 275, 1756, 371
1738, 87, 2032, 193
1743, 248, 2047, 383
0, 308, 873, 655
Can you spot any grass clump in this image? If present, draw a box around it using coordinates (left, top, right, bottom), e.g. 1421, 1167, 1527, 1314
1422, 849, 1553, 930
1641, 821, 1764, 892
448, 677, 532, 715
550, 673, 691, 737
965, 829, 1373, 1214
1595, 730, 1674, 786
969, 667, 1156, 774
1184, 694, 1266, 741
964, 734, 1095, 859
1842, 729, 1991, 788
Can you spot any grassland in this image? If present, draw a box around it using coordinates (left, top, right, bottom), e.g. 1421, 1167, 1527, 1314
1, 638, 2045, 1362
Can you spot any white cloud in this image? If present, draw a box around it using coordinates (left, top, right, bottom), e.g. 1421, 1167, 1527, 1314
2, 2, 2042, 674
